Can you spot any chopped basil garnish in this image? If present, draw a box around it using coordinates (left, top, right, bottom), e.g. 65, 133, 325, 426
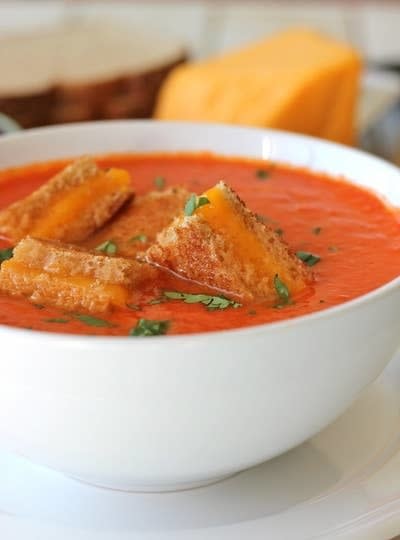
0, 247, 13, 264
45, 318, 70, 323
312, 226, 322, 235
164, 291, 241, 311
148, 297, 166, 305
75, 314, 114, 328
126, 303, 140, 311
129, 234, 148, 243
154, 176, 166, 190
274, 275, 290, 305
256, 169, 270, 179
130, 318, 170, 336
96, 240, 117, 255
184, 195, 210, 216
296, 251, 321, 266
275, 228, 283, 236
33, 303, 45, 310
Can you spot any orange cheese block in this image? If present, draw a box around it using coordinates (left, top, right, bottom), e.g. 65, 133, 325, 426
155, 29, 361, 145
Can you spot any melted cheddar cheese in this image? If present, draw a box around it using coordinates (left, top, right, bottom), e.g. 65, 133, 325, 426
1, 259, 129, 309
30, 168, 130, 238
198, 184, 305, 294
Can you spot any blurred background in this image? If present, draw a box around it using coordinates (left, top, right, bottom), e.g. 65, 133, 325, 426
0, 0, 400, 163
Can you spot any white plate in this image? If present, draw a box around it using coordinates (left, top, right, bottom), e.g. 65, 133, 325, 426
2, 353, 400, 540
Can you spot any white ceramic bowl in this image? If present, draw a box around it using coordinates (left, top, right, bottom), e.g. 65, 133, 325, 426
0, 121, 400, 492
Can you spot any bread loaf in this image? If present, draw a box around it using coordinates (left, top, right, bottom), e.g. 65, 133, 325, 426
0, 21, 186, 128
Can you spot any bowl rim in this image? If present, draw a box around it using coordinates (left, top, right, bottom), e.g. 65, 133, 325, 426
0, 119, 399, 346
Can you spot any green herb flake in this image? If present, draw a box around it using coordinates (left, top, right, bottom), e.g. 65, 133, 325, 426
148, 297, 166, 305
45, 318, 70, 324
130, 318, 170, 337
33, 303, 45, 310
129, 234, 148, 243
95, 240, 117, 255
0, 247, 13, 264
328, 245, 339, 253
274, 274, 290, 305
126, 303, 140, 311
154, 176, 166, 190
275, 228, 284, 236
75, 314, 114, 328
184, 195, 210, 216
312, 226, 322, 235
256, 169, 270, 180
164, 291, 241, 311
296, 251, 321, 267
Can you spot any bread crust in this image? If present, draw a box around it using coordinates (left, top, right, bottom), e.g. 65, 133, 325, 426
12, 237, 142, 285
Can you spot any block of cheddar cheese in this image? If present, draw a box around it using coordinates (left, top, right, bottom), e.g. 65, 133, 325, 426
0, 237, 152, 313
155, 29, 361, 145
0, 157, 133, 243
143, 182, 309, 302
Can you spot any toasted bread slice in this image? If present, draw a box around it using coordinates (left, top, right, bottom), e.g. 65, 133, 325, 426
0, 157, 132, 243
84, 187, 190, 258
0, 237, 153, 313
143, 182, 309, 302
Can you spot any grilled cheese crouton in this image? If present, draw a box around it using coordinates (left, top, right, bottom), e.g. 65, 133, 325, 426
0, 237, 152, 313
0, 157, 132, 243
84, 187, 190, 257
143, 182, 309, 302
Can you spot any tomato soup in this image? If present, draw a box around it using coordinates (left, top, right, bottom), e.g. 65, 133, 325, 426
0, 153, 399, 336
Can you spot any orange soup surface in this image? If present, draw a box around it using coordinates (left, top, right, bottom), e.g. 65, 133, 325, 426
0, 153, 399, 336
